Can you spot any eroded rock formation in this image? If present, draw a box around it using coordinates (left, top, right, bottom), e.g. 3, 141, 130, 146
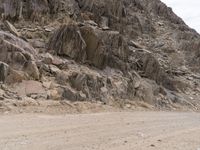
0, 0, 200, 111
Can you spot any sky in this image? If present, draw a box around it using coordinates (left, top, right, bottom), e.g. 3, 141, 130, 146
161, 0, 200, 33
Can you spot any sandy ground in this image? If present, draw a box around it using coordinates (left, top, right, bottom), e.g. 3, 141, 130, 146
0, 111, 200, 150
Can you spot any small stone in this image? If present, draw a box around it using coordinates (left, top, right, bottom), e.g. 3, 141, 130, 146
126, 104, 131, 108
190, 97, 194, 100
134, 81, 141, 89
187, 76, 193, 80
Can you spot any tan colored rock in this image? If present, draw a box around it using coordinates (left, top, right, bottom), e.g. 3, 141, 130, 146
14, 80, 46, 97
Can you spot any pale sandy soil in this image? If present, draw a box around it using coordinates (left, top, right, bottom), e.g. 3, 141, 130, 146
0, 111, 200, 150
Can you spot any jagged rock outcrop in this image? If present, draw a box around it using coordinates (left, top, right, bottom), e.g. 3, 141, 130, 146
0, 31, 39, 82
48, 24, 128, 69
0, 0, 200, 111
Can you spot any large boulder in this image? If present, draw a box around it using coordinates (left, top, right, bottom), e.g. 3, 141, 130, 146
48, 24, 129, 70
48, 24, 87, 61
80, 26, 107, 68
13, 80, 46, 98
80, 26, 129, 69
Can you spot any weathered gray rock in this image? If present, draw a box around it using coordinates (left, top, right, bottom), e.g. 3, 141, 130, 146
0, 61, 9, 83
48, 24, 87, 61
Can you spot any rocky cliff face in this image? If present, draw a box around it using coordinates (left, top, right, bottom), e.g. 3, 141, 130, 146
0, 0, 200, 112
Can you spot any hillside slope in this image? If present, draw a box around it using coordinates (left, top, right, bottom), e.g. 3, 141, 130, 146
0, 0, 200, 112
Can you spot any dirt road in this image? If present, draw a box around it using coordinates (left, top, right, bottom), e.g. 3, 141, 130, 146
0, 112, 200, 150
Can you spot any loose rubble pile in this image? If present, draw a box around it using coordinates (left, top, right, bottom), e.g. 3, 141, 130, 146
0, 0, 200, 112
